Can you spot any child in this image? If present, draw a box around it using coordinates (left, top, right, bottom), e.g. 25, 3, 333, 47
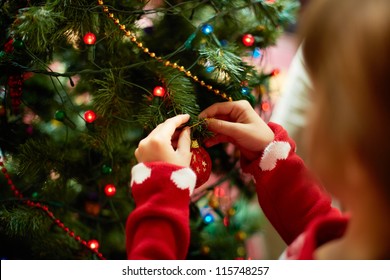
126, 0, 390, 259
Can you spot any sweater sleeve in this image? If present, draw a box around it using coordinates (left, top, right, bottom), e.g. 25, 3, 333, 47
241, 122, 341, 245
126, 162, 196, 260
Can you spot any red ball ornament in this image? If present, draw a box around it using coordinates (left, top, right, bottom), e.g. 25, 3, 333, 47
83, 32, 96, 45
242, 34, 255, 47
87, 239, 99, 250
104, 184, 116, 197
84, 110, 96, 123
190, 140, 212, 188
153, 86, 166, 97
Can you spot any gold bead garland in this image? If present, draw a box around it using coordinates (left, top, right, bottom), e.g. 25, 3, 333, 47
97, 0, 232, 102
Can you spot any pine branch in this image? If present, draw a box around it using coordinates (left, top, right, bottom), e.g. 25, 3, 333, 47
13, 6, 66, 54
0, 204, 50, 238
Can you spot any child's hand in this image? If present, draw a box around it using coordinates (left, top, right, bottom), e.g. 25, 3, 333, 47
135, 114, 192, 167
199, 100, 274, 161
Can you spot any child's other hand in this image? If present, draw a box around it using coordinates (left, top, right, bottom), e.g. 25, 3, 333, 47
199, 100, 274, 162
135, 114, 192, 167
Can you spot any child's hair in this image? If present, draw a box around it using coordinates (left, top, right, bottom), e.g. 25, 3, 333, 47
301, 0, 390, 198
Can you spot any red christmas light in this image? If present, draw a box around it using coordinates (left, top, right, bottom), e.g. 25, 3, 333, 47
83, 32, 96, 45
153, 86, 166, 97
88, 239, 99, 250
223, 216, 230, 227
104, 184, 116, 197
84, 110, 96, 123
271, 68, 280, 76
242, 34, 255, 47
213, 187, 225, 198
261, 102, 270, 112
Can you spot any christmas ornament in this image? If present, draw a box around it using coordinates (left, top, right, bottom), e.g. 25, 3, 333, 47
84, 110, 96, 123
104, 184, 116, 197
235, 231, 247, 241
261, 102, 270, 112
201, 24, 214, 35
87, 239, 99, 250
213, 187, 225, 197
242, 34, 255, 47
83, 32, 96, 45
84, 201, 101, 216
203, 213, 214, 224
271, 68, 280, 76
223, 216, 230, 227
240, 87, 250, 95
12, 39, 25, 50
54, 110, 66, 121
4, 38, 14, 53
54, 110, 76, 129
200, 245, 210, 255
237, 246, 246, 257
153, 86, 166, 97
208, 197, 219, 209
253, 47, 262, 58
227, 208, 236, 216
0, 51, 6, 60
220, 39, 228, 46
205, 65, 215, 73
101, 164, 112, 174
190, 140, 212, 188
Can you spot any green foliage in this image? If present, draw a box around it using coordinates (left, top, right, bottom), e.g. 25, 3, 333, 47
13, 6, 66, 54
0, 205, 50, 238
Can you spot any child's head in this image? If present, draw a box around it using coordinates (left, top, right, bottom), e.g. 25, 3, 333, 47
301, 0, 390, 199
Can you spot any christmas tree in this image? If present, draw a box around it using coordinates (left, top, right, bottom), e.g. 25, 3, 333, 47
0, 0, 298, 259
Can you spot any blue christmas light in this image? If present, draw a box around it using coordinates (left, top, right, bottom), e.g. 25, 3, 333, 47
203, 213, 214, 224
206, 66, 215, 73
253, 47, 262, 58
241, 87, 251, 95
220, 39, 228, 46
201, 24, 214, 35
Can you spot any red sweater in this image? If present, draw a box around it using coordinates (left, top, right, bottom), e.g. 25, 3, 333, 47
126, 123, 347, 260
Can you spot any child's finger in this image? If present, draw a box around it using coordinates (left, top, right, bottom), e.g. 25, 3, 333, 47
153, 114, 190, 137
199, 102, 232, 119
205, 118, 244, 137
176, 127, 191, 156
199, 100, 250, 119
